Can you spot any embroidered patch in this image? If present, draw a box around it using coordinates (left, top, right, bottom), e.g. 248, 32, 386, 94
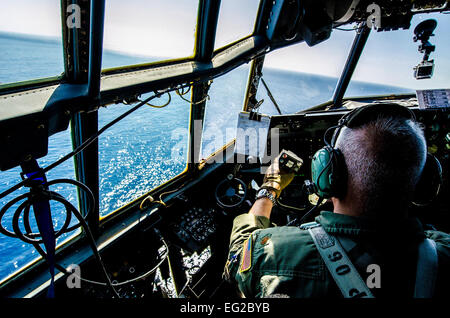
260, 235, 271, 245
316, 232, 335, 249
240, 235, 253, 273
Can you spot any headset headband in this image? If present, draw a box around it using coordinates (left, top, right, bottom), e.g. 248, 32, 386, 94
331, 103, 416, 147
339, 103, 416, 128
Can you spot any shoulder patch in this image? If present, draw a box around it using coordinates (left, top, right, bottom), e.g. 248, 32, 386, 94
260, 235, 271, 245
240, 234, 253, 273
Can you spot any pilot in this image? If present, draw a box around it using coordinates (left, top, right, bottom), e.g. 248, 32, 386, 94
224, 103, 450, 298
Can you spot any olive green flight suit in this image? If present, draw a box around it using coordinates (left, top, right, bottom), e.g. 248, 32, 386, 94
224, 211, 450, 298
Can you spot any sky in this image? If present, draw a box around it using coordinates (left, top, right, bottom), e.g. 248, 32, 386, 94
0, 0, 449, 89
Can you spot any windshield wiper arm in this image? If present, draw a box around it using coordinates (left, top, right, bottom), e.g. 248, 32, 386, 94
261, 77, 282, 115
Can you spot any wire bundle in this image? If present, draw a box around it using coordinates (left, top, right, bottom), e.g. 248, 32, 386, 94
0, 179, 93, 245
0, 177, 123, 297
0, 87, 185, 297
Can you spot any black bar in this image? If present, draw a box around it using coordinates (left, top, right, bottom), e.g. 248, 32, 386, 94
188, 0, 221, 168
189, 83, 209, 167
261, 77, 282, 115
332, 24, 371, 108
243, 55, 265, 112
87, 0, 105, 98
67, 0, 100, 233
61, 0, 91, 83
195, 0, 221, 62
71, 111, 100, 235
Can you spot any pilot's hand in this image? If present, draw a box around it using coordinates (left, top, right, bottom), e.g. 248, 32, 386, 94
261, 152, 296, 198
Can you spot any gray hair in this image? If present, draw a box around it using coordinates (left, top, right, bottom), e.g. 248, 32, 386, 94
335, 116, 427, 215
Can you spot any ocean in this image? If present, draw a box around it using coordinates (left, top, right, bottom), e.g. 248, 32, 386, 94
0, 32, 412, 281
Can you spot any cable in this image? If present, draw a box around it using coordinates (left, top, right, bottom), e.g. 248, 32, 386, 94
334, 26, 363, 32
142, 92, 172, 108
323, 124, 340, 147
175, 80, 213, 106
297, 196, 324, 224
140, 195, 166, 209
276, 198, 308, 212
139, 182, 187, 210
177, 276, 192, 297
64, 237, 169, 288
1, 180, 169, 295
177, 85, 191, 96
0, 85, 190, 201
176, 87, 210, 105
0, 180, 120, 297
0, 179, 94, 241
51, 197, 120, 297
334, 21, 367, 32
0, 84, 191, 296
286, 196, 324, 226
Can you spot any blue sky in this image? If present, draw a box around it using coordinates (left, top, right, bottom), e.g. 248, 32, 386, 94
0, 0, 448, 89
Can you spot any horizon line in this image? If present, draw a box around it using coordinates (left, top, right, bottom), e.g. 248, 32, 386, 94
0, 30, 414, 91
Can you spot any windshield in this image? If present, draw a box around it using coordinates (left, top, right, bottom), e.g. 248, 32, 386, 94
0, 0, 63, 84
214, 0, 260, 50
256, 12, 450, 115
98, 93, 190, 218
102, 0, 198, 70
346, 12, 450, 97
256, 30, 355, 115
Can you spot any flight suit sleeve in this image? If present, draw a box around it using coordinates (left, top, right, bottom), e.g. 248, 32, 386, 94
425, 230, 450, 297
223, 213, 271, 295
229, 213, 272, 255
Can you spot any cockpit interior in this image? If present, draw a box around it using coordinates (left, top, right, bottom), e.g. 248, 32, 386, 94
0, 0, 448, 299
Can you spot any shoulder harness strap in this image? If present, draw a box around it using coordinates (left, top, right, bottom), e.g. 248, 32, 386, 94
301, 222, 374, 298
301, 222, 439, 298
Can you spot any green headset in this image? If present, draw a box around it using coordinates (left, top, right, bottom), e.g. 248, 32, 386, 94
310, 103, 442, 206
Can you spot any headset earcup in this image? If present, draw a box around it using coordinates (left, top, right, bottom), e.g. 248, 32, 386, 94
311, 147, 346, 199
311, 147, 333, 198
412, 153, 442, 206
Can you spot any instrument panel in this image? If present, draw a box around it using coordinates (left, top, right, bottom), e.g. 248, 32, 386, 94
169, 205, 218, 253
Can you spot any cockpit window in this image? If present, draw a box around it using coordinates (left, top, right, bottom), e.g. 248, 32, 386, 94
201, 64, 250, 160
102, 0, 198, 70
214, 0, 260, 50
256, 30, 355, 114
98, 92, 191, 218
0, 1, 63, 85
345, 13, 450, 98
